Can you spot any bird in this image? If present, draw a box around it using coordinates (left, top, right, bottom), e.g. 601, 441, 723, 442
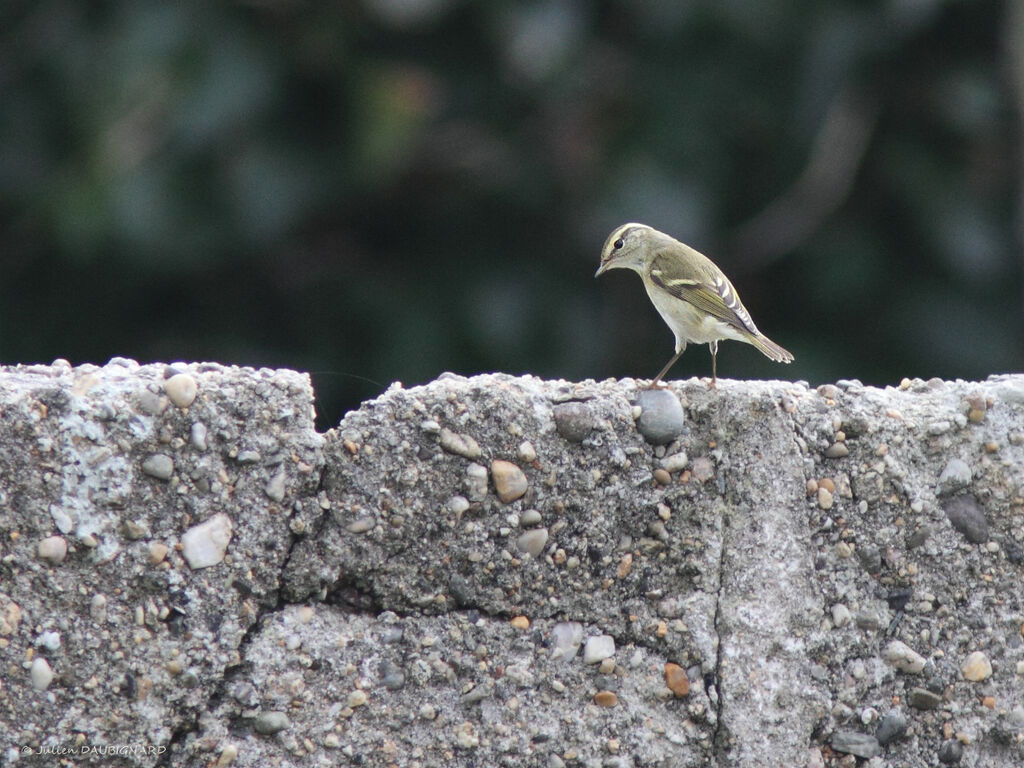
595, 222, 793, 387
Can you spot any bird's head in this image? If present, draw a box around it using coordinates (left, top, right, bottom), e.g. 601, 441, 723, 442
595, 223, 653, 276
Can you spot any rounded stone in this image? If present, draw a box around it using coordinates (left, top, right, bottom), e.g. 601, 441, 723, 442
348, 690, 368, 707
181, 513, 233, 569
875, 710, 908, 746
552, 402, 597, 443
142, 453, 174, 480
38, 536, 68, 565
884, 640, 926, 674
824, 442, 849, 458
938, 458, 972, 493
961, 650, 992, 682
519, 509, 542, 527
664, 663, 690, 697
491, 460, 528, 503
938, 739, 963, 764
517, 528, 549, 557
660, 451, 689, 473
30, 657, 54, 690
635, 389, 685, 445
593, 690, 618, 707
942, 495, 988, 544
254, 711, 290, 735
164, 373, 198, 408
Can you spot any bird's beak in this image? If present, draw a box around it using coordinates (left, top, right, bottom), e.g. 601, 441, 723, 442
595, 261, 608, 277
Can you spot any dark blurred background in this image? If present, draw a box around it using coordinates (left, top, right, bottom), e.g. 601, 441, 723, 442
2, 0, 1022, 429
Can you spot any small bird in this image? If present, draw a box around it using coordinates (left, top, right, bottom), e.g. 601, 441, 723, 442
595, 223, 793, 387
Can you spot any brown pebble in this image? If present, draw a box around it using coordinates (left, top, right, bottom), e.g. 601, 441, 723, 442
653, 468, 671, 486
806, 479, 818, 496
982, 696, 996, 709
818, 477, 835, 493
984, 442, 998, 453
616, 553, 633, 579
509, 616, 530, 630
817, 487, 834, 510
664, 663, 690, 697
824, 442, 849, 458
491, 460, 528, 503
594, 690, 618, 707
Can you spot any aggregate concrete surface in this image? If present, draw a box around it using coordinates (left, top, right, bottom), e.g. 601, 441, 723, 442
1, 361, 1023, 767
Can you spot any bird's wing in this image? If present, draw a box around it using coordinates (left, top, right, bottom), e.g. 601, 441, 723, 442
648, 249, 760, 335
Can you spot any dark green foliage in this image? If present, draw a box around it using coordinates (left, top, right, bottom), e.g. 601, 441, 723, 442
1, 0, 1020, 426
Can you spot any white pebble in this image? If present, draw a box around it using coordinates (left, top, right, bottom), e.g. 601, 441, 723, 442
583, 634, 615, 664
38, 536, 68, 564
181, 513, 233, 569
30, 657, 54, 690
884, 640, 926, 674
36, 630, 61, 651
831, 603, 851, 628
660, 451, 689, 473
164, 373, 198, 408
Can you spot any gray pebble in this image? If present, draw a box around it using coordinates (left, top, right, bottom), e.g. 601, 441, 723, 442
552, 402, 597, 443
824, 442, 849, 458
875, 710, 908, 745
830, 731, 881, 758
346, 517, 375, 534
856, 544, 881, 575
884, 640, 926, 674
906, 525, 930, 549
937, 458, 971, 494
141, 453, 174, 480
938, 739, 963, 764
264, 471, 287, 503
190, 422, 208, 452
236, 449, 262, 464
378, 659, 406, 690
635, 389, 685, 445
254, 711, 290, 735
908, 687, 943, 710
659, 451, 689, 473
942, 495, 988, 543
164, 373, 198, 408
519, 509, 542, 526
517, 528, 548, 557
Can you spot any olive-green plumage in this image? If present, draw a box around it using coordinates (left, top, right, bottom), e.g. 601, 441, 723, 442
595, 223, 793, 386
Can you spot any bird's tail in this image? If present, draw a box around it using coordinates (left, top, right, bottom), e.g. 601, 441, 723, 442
746, 332, 794, 363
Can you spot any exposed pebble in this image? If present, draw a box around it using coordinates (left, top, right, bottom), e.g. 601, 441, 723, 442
181, 513, 233, 569
583, 635, 615, 664
551, 622, 583, 661
875, 710, 908, 746
216, 744, 238, 767
831, 604, 851, 627
517, 528, 548, 557
593, 690, 618, 707
664, 663, 690, 697
254, 711, 290, 735
346, 517, 374, 534
690, 456, 714, 482
830, 731, 881, 759
942, 495, 988, 543
817, 487, 834, 510
190, 422, 208, 451
519, 509, 542, 526
142, 453, 174, 480
164, 373, 198, 408
652, 468, 671, 485
960, 650, 992, 681
937, 458, 971, 493
464, 463, 489, 501
552, 402, 597, 443
348, 689, 368, 707
454, 722, 479, 748
884, 640, 926, 674
439, 428, 481, 460
937, 739, 963, 764
908, 687, 942, 710
660, 451, 689, 473
635, 389, 685, 445
824, 442, 849, 458
517, 441, 537, 463
38, 535, 68, 564
264, 471, 287, 503
30, 657, 54, 690
491, 460, 528, 503
37, 630, 61, 651
509, 616, 530, 630
90, 594, 107, 623
149, 542, 169, 564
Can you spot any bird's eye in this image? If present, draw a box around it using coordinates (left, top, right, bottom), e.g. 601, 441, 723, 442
613, 238, 624, 250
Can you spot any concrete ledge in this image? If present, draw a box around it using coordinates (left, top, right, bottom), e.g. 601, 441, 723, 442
2, 361, 1023, 766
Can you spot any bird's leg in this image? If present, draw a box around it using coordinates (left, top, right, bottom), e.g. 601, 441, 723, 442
648, 349, 684, 389
709, 341, 718, 389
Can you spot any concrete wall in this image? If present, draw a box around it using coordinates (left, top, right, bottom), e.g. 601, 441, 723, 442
2, 361, 1023, 767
